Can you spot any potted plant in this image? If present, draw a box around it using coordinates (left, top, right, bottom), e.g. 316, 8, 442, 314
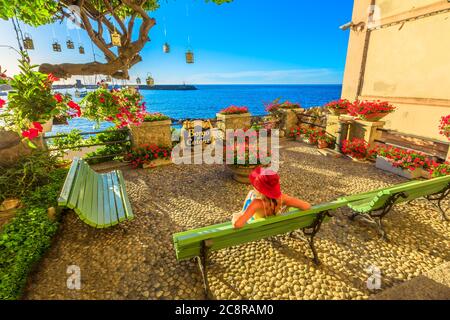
439, 115, 450, 140
374, 146, 428, 179
0, 54, 81, 148
225, 131, 272, 184
216, 106, 251, 132
289, 126, 306, 141
426, 161, 450, 179
317, 131, 336, 149
325, 99, 352, 115
303, 128, 319, 145
341, 138, 368, 161
348, 100, 396, 122
124, 144, 172, 169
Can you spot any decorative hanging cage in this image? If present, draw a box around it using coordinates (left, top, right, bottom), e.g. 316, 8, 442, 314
163, 42, 170, 53
78, 45, 85, 54
185, 50, 194, 64
66, 37, 75, 49
23, 33, 34, 50
146, 75, 155, 86
111, 30, 121, 47
52, 40, 62, 52
136, 77, 141, 85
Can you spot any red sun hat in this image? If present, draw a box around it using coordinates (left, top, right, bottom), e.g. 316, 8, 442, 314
249, 166, 282, 199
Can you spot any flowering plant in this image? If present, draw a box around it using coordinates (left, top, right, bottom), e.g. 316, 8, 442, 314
375, 145, 429, 171
342, 138, 369, 159
143, 112, 170, 122
427, 161, 450, 178
124, 144, 172, 169
265, 99, 301, 113
0, 53, 81, 147
82, 87, 146, 128
219, 106, 249, 115
225, 129, 271, 167
289, 126, 307, 138
348, 100, 396, 121
325, 99, 352, 115
439, 115, 450, 140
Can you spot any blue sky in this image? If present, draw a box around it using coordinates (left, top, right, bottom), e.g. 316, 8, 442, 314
0, 0, 353, 84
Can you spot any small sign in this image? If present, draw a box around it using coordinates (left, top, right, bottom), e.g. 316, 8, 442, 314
182, 120, 213, 147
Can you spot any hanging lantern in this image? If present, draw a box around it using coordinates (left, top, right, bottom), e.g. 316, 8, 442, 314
146, 76, 154, 86
78, 45, 85, 54
185, 50, 194, 64
66, 38, 75, 49
106, 75, 112, 82
163, 42, 170, 53
52, 40, 62, 52
136, 77, 141, 85
111, 31, 121, 47
23, 33, 34, 50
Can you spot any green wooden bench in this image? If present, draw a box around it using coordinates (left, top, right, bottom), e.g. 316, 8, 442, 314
58, 158, 134, 228
173, 200, 349, 298
339, 175, 450, 239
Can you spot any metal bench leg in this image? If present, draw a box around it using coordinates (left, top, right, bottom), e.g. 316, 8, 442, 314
302, 211, 330, 265
196, 240, 212, 300
425, 186, 450, 222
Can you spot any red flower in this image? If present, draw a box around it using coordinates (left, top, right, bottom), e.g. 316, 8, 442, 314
47, 73, 59, 83
0, 98, 5, 108
21, 128, 39, 139
32, 122, 43, 132
54, 93, 63, 103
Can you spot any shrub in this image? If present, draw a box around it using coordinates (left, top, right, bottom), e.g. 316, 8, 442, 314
85, 128, 131, 164
342, 138, 368, 159
0, 166, 66, 300
143, 112, 170, 122
124, 144, 172, 168
219, 106, 249, 115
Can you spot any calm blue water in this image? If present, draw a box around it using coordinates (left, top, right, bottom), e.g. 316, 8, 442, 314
48, 84, 341, 135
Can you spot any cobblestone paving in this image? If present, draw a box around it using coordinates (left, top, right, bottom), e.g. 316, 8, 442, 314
24, 141, 450, 300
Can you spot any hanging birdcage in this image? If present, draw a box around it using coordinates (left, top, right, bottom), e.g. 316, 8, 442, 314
163, 42, 170, 53
23, 33, 34, 50
146, 75, 154, 86
66, 38, 75, 49
78, 45, 85, 54
185, 50, 194, 64
52, 40, 62, 52
136, 77, 141, 85
111, 30, 121, 47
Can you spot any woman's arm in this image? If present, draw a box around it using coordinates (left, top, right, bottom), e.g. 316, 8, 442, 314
282, 194, 311, 211
232, 200, 263, 229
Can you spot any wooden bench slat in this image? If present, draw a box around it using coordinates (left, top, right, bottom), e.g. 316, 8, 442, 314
67, 160, 88, 209
117, 170, 134, 220
96, 175, 105, 227
73, 162, 90, 223
58, 158, 80, 206
101, 173, 112, 227
111, 172, 126, 222
106, 172, 119, 226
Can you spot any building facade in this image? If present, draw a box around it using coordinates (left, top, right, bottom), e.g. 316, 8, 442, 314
341, 0, 450, 156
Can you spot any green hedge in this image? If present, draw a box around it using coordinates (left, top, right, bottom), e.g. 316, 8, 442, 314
0, 168, 67, 300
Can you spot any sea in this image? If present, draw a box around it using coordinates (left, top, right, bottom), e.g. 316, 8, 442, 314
3, 84, 342, 135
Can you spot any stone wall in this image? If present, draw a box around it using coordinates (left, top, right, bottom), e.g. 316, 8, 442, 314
0, 130, 45, 167
128, 120, 172, 148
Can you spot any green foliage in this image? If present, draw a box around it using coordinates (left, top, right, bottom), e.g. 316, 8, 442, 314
144, 112, 170, 122
0, 151, 59, 202
0, 159, 66, 300
49, 129, 84, 158
0, 0, 232, 27
84, 128, 131, 164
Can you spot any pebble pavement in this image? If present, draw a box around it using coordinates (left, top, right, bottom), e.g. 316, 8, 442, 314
23, 141, 450, 300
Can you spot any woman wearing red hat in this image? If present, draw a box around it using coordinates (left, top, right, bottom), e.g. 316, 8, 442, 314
232, 167, 311, 229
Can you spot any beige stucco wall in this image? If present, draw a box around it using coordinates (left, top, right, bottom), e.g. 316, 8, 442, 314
341, 0, 450, 141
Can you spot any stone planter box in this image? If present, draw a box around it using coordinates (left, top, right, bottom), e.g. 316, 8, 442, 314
375, 156, 422, 179
216, 113, 251, 132
348, 119, 385, 149
142, 158, 172, 169
129, 119, 172, 148
227, 164, 258, 184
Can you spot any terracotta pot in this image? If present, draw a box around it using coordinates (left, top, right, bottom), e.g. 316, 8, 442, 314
318, 140, 328, 149
227, 165, 259, 184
